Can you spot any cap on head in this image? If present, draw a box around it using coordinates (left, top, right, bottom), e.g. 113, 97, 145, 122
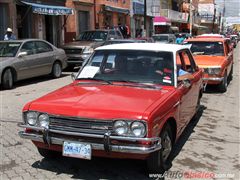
6, 28, 13, 33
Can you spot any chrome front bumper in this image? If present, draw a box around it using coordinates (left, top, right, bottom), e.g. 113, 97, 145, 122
18, 123, 161, 154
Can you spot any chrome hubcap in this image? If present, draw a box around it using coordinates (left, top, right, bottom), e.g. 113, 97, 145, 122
4, 69, 13, 87
162, 133, 172, 162
54, 64, 61, 77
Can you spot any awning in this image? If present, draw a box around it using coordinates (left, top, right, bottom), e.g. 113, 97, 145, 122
104, 5, 130, 14
193, 24, 208, 29
153, 16, 171, 26
21, 1, 74, 15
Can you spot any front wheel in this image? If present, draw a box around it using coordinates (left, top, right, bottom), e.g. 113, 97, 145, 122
2, 69, 14, 89
51, 62, 62, 78
219, 72, 227, 92
147, 124, 173, 173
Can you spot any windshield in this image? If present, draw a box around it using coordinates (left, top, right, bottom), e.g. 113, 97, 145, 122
185, 41, 224, 56
152, 35, 169, 42
0, 42, 21, 57
77, 31, 108, 41
77, 50, 175, 86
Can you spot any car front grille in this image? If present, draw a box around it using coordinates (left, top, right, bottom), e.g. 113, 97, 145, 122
64, 49, 82, 54
49, 116, 113, 135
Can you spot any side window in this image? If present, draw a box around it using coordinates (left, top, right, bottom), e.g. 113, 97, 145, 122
180, 50, 196, 73
108, 30, 116, 39
116, 30, 123, 39
20, 42, 36, 55
35, 41, 53, 54
176, 52, 186, 76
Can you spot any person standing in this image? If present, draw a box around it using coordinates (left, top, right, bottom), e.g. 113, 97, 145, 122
4, 28, 16, 40
175, 34, 185, 44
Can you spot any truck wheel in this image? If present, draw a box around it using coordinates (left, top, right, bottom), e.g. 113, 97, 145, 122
51, 62, 62, 78
2, 68, 14, 89
147, 123, 173, 173
219, 72, 227, 93
37, 147, 60, 159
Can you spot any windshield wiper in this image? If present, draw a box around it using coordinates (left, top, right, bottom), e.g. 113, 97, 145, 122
76, 78, 112, 84
109, 80, 159, 89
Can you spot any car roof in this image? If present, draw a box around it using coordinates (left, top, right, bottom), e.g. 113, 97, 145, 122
108, 39, 143, 42
185, 37, 226, 42
96, 43, 187, 52
0, 39, 47, 43
152, 34, 173, 36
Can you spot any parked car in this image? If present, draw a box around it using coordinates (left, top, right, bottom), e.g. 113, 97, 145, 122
230, 35, 238, 48
184, 37, 233, 92
18, 43, 203, 173
103, 39, 146, 45
152, 34, 176, 44
61, 29, 123, 68
135, 37, 154, 42
0, 39, 67, 89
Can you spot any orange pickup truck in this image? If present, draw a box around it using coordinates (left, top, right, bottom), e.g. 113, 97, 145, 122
184, 37, 233, 92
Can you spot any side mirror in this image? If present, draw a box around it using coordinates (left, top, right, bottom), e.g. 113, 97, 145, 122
71, 73, 77, 81
182, 79, 191, 88
18, 52, 27, 58
195, 66, 199, 71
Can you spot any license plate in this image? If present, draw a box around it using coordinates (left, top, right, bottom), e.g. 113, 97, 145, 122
63, 141, 91, 160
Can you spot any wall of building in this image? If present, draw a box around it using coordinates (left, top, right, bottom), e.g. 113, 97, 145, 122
0, 0, 17, 40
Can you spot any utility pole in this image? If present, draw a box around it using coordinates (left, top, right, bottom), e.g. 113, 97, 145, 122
212, 4, 216, 33
189, 0, 193, 36
144, 0, 147, 37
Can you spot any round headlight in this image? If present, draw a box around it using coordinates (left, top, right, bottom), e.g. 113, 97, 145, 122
130, 121, 146, 137
38, 114, 49, 128
113, 120, 128, 135
26, 112, 38, 126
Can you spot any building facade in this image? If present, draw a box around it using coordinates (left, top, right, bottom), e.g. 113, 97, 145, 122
0, 0, 73, 46
64, 0, 131, 42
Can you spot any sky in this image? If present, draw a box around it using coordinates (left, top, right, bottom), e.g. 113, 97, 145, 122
215, 0, 240, 17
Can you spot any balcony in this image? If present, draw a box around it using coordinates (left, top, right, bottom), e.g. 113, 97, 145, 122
160, 9, 189, 23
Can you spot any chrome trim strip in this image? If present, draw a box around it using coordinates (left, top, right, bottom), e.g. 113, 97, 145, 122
18, 123, 159, 142
18, 131, 161, 154
203, 77, 224, 81
173, 101, 180, 108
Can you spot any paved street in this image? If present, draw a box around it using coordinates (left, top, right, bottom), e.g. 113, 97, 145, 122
0, 44, 239, 180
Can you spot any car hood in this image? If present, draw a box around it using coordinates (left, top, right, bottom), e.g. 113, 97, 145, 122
62, 41, 104, 49
193, 55, 226, 67
28, 83, 174, 120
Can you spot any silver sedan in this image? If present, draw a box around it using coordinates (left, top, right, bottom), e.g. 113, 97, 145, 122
0, 39, 67, 89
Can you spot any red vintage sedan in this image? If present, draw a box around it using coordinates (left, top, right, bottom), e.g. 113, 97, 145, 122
18, 43, 203, 173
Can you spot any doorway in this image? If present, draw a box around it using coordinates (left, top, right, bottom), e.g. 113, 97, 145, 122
45, 15, 60, 46
78, 11, 90, 33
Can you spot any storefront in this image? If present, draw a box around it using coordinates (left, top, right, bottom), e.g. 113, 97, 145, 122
153, 16, 171, 34
98, 5, 130, 29
16, 0, 73, 46
0, 1, 17, 40
65, 1, 95, 43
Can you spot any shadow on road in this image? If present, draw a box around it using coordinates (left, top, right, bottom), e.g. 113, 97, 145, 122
32, 156, 150, 179
167, 104, 207, 170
